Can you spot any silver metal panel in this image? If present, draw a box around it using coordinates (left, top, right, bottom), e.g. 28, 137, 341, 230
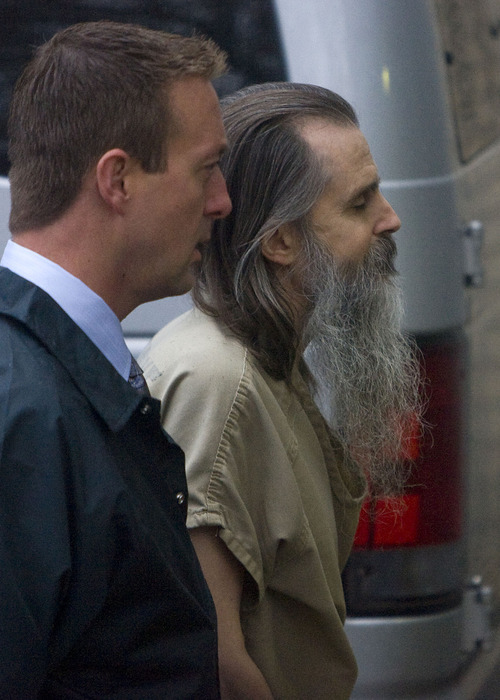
346, 606, 464, 696
273, 0, 458, 178
383, 176, 465, 332
121, 293, 192, 336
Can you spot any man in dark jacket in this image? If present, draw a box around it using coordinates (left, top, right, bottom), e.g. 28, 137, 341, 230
0, 21, 231, 698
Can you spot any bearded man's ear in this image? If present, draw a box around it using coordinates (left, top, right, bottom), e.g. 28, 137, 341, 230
261, 224, 302, 267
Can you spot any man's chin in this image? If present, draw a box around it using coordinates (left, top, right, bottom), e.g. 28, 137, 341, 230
158, 269, 197, 300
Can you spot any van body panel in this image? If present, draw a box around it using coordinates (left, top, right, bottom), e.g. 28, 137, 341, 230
273, 0, 458, 179
382, 179, 464, 331
347, 607, 464, 696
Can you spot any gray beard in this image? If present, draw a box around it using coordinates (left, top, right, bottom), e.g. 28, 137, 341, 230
303, 235, 423, 496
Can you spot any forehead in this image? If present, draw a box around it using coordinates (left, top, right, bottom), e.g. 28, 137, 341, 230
168, 76, 227, 157
300, 119, 378, 204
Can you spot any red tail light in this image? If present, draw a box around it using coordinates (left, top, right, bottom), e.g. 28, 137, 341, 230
353, 332, 466, 550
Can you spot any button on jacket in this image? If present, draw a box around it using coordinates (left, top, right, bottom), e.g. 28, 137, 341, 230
0, 268, 219, 699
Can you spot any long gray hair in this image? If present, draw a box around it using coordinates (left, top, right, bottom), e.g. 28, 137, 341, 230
193, 82, 358, 380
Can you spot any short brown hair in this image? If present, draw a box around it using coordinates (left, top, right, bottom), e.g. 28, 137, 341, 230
8, 21, 226, 232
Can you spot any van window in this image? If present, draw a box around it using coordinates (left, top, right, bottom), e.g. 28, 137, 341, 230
0, 0, 287, 176
436, 0, 500, 162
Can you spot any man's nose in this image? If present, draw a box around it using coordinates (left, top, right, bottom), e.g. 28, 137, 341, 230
375, 195, 401, 236
205, 167, 232, 219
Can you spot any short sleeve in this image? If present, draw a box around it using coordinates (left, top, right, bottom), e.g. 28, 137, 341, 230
142, 312, 305, 601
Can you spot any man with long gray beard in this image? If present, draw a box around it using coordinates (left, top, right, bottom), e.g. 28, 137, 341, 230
141, 82, 423, 700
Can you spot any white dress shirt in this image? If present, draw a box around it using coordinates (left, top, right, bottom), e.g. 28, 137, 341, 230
0, 239, 131, 380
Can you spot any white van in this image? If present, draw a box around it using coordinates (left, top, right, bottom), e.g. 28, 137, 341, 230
0, 1, 497, 696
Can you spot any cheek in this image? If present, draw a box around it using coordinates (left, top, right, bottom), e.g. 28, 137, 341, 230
333, 227, 372, 262
328, 237, 371, 270
354, 225, 375, 257
314, 214, 372, 262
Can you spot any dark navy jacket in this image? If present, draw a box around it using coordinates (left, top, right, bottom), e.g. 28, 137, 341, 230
0, 268, 219, 699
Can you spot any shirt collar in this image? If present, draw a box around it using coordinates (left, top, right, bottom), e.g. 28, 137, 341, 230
1, 240, 131, 380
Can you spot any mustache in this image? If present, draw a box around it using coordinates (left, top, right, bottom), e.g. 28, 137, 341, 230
369, 234, 397, 276
334, 234, 397, 287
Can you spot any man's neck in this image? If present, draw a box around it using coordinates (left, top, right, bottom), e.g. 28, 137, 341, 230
11, 222, 130, 319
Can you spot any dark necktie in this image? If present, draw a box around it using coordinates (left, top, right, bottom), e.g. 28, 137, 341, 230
128, 356, 150, 397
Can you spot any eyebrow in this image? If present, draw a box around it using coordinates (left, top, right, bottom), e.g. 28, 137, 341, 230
345, 177, 381, 206
203, 143, 228, 163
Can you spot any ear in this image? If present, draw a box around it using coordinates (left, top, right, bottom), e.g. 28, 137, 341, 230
95, 149, 134, 214
261, 223, 302, 267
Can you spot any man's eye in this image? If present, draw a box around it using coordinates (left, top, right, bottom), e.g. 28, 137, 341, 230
353, 198, 367, 210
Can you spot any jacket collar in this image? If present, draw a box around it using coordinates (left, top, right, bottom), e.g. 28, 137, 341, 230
0, 267, 149, 431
